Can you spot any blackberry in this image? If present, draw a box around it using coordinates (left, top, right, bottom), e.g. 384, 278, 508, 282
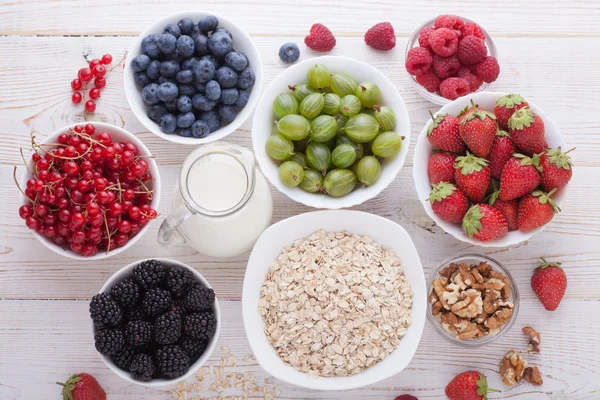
133, 259, 166, 290
154, 311, 182, 345
183, 312, 217, 340
110, 278, 141, 309
165, 266, 195, 298
179, 336, 208, 360
94, 328, 125, 356
125, 320, 153, 347
129, 353, 155, 382
126, 305, 149, 322
182, 286, 215, 313
142, 288, 172, 317
111, 344, 135, 370
156, 345, 189, 379
89, 293, 123, 328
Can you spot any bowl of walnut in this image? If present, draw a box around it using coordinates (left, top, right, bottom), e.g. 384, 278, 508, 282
426, 253, 519, 346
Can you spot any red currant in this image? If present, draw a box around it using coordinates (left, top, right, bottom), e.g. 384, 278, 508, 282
57, 198, 70, 209
85, 100, 96, 113
19, 205, 33, 219
102, 146, 116, 159
89, 59, 101, 70
44, 225, 58, 238
58, 209, 72, 223
97, 191, 111, 205
38, 170, 50, 182
107, 216, 119, 229
128, 206, 141, 220
89, 213, 104, 228
26, 216, 40, 230
58, 133, 70, 144
73, 125, 84, 133
115, 233, 129, 247
54, 235, 67, 246
124, 143, 138, 155
89, 88, 101, 100
70, 242, 84, 253
101, 54, 113, 65
36, 159, 50, 171
93, 177, 108, 192
72, 92, 83, 104
97, 132, 113, 146
87, 202, 101, 216
72, 230, 86, 244
109, 202, 123, 217
71, 78, 83, 91
35, 204, 48, 217
92, 65, 107, 78
121, 150, 135, 165
130, 222, 141, 235
94, 77, 107, 89
63, 161, 80, 176
70, 213, 86, 229
82, 244, 98, 257
146, 209, 158, 219
84, 123, 95, 135
118, 220, 132, 234
78, 67, 93, 82
71, 190, 84, 203
33, 180, 45, 193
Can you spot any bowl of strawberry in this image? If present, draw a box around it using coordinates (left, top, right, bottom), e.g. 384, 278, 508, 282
405, 14, 499, 104
16, 122, 161, 259
413, 92, 572, 247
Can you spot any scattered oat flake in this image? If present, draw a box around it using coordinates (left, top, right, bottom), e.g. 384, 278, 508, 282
243, 355, 254, 362
221, 346, 230, 354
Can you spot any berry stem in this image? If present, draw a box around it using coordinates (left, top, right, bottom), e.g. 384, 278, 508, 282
104, 214, 112, 255
13, 166, 35, 203
19, 149, 34, 175
107, 51, 128, 73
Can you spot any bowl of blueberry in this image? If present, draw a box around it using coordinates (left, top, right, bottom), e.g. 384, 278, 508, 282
90, 258, 220, 386
124, 12, 262, 144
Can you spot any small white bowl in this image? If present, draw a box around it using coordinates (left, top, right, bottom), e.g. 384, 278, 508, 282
242, 210, 426, 390
94, 258, 221, 387
252, 56, 411, 209
18, 122, 161, 260
124, 11, 263, 145
413, 91, 569, 247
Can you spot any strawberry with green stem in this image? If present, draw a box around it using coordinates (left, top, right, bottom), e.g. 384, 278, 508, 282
427, 182, 470, 223
427, 111, 465, 153
487, 130, 516, 180
540, 146, 574, 191
454, 152, 491, 203
531, 257, 567, 311
489, 183, 518, 231
499, 154, 541, 201
517, 188, 561, 231
445, 370, 500, 400
428, 151, 456, 185
57, 373, 106, 400
508, 106, 547, 156
493, 94, 529, 129
459, 100, 498, 158
462, 203, 508, 242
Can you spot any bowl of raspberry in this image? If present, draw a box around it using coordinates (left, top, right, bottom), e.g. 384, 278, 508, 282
90, 258, 221, 386
17, 122, 161, 260
124, 12, 263, 144
405, 15, 499, 105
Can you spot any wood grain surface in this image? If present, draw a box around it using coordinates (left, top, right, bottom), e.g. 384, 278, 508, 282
0, 1, 599, 399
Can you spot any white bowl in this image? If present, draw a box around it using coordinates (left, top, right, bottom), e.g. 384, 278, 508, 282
413, 91, 570, 247
124, 11, 263, 145
242, 210, 426, 390
252, 56, 411, 209
18, 122, 161, 260
94, 258, 221, 387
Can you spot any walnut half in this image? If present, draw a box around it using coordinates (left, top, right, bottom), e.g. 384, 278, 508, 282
500, 350, 528, 387
522, 326, 541, 354
523, 366, 543, 386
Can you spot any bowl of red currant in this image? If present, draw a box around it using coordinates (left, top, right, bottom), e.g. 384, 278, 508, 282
16, 122, 161, 259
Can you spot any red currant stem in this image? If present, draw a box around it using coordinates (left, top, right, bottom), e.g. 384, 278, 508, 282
70, 129, 107, 148
116, 180, 123, 203
141, 211, 159, 219
107, 51, 127, 73
32, 142, 93, 161
19, 148, 34, 175
135, 154, 156, 160
13, 166, 35, 203
103, 214, 111, 255
136, 179, 154, 198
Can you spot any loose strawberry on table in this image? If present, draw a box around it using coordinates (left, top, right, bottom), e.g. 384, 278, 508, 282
428, 151, 456, 184
540, 147, 574, 191
494, 94, 529, 129
57, 373, 106, 400
462, 203, 508, 242
445, 370, 500, 400
427, 182, 469, 223
531, 257, 567, 311
517, 189, 560, 231
487, 130, 517, 180
508, 106, 547, 156
499, 154, 541, 201
454, 152, 491, 203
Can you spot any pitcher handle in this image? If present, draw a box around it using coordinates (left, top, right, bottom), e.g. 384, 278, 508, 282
157, 205, 193, 248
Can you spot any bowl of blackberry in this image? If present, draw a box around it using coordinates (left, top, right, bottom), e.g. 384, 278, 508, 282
89, 258, 220, 386
124, 12, 263, 144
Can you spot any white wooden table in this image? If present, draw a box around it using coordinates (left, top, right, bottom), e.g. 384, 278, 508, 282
1, 1, 599, 399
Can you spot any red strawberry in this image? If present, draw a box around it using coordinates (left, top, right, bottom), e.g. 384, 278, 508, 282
57, 373, 106, 400
394, 395, 419, 400
489, 189, 518, 231
428, 151, 456, 184
462, 204, 508, 241
508, 107, 547, 156
493, 94, 529, 130
517, 189, 560, 231
445, 371, 500, 400
304, 23, 336, 52
454, 152, 491, 203
364, 22, 396, 51
531, 257, 567, 311
540, 147, 574, 191
457, 102, 483, 123
426, 111, 465, 153
459, 101, 498, 157
427, 182, 469, 223
499, 154, 541, 201
487, 130, 516, 180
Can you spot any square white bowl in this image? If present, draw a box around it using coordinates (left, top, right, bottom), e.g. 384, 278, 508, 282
242, 210, 426, 390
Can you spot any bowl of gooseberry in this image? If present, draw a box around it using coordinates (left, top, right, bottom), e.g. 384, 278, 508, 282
252, 56, 411, 209
17, 122, 161, 260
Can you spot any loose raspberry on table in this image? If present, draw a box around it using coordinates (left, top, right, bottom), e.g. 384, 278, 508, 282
439, 77, 470, 100
428, 27, 459, 57
364, 22, 396, 51
418, 26, 434, 50
432, 54, 461, 79
461, 21, 485, 40
457, 67, 483, 92
458, 35, 487, 65
405, 47, 433, 75
434, 14, 465, 31
473, 56, 500, 83
416, 70, 441, 92
304, 23, 336, 52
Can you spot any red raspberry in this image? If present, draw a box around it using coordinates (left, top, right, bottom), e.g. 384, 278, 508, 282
461, 21, 485, 40
473, 56, 500, 83
432, 54, 461, 79
405, 47, 433, 75
304, 23, 336, 52
457, 67, 483, 92
418, 26, 434, 50
434, 14, 464, 31
439, 77, 470, 100
428, 28, 458, 57
457, 35, 487, 65
364, 22, 396, 51
416, 70, 441, 92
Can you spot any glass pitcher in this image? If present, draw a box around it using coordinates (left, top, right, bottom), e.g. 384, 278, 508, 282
158, 142, 273, 258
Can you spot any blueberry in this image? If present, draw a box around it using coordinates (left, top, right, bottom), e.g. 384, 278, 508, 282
224, 52, 248, 72
208, 31, 233, 58
178, 17, 195, 35
191, 120, 210, 138
177, 95, 193, 113
198, 15, 219, 33
163, 51, 180, 61
176, 70, 194, 84
157, 34, 177, 54
237, 67, 255, 89
213, 27, 232, 39
134, 72, 151, 87
194, 34, 210, 57
192, 94, 216, 111
219, 88, 239, 105
216, 66, 238, 88
164, 100, 178, 112
278, 42, 300, 64
200, 55, 218, 71
163, 23, 181, 38
205, 80, 221, 101
194, 81, 206, 93
159, 113, 177, 133
178, 128, 193, 137
160, 60, 180, 78
235, 89, 250, 108
192, 59, 215, 83
141, 34, 161, 59
176, 35, 195, 58
147, 104, 168, 122
177, 112, 196, 128
146, 60, 161, 80
190, 25, 201, 39
200, 111, 221, 132
141, 83, 160, 105
131, 54, 150, 72
179, 84, 196, 96
158, 76, 176, 85
181, 57, 199, 71
157, 82, 179, 102
217, 105, 237, 124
